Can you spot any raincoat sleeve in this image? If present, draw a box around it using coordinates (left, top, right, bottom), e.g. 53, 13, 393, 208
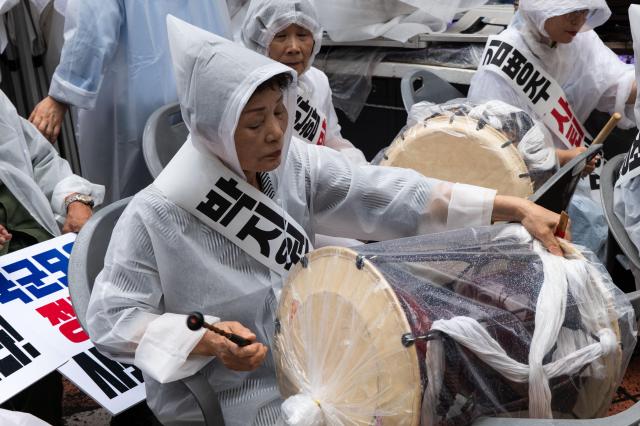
20, 116, 104, 218
311, 70, 368, 164
303, 141, 496, 240
584, 32, 636, 128
48, 0, 124, 109
614, 178, 640, 256
86, 196, 219, 384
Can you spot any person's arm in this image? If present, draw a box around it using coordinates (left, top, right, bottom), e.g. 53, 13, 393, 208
87, 197, 266, 384
29, 0, 124, 142
21, 116, 104, 229
584, 32, 636, 128
305, 142, 562, 254
615, 177, 640, 257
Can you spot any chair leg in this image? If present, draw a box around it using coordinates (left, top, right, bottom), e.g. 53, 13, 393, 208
182, 373, 225, 426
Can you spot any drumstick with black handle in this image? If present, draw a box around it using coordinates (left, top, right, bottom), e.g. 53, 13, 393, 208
186, 312, 252, 347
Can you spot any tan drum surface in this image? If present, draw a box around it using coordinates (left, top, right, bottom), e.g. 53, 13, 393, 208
381, 116, 534, 198
274, 247, 422, 426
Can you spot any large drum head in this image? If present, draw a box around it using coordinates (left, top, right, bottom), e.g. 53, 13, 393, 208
274, 247, 422, 426
381, 115, 534, 198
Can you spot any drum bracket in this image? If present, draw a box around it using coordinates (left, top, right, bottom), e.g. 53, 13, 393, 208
356, 255, 365, 270
401, 330, 442, 347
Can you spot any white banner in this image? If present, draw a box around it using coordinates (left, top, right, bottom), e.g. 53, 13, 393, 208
0, 234, 145, 414
155, 141, 313, 276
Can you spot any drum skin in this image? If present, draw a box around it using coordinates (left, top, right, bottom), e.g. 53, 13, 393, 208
380, 116, 534, 198
274, 247, 423, 426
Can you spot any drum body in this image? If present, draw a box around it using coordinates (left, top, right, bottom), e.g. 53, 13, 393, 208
377, 101, 558, 198
274, 225, 635, 425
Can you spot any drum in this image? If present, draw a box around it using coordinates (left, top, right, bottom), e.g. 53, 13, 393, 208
273, 225, 635, 425
377, 101, 557, 198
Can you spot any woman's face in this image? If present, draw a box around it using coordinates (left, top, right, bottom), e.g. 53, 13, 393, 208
268, 24, 314, 76
235, 85, 288, 174
543, 9, 589, 44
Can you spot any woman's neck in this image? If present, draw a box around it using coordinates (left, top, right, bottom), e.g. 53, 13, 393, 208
244, 171, 260, 190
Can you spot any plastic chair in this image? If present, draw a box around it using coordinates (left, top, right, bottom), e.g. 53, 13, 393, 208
600, 154, 640, 280
142, 102, 189, 178
400, 69, 464, 111
529, 143, 603, 214
67, 197, 225, 426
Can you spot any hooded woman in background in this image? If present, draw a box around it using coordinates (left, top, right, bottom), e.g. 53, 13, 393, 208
241, 0, 368, 164
469, 0, 637, 256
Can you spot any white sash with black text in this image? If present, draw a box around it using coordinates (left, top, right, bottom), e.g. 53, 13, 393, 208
479, 35, 605, 201
618, 132, 640, 186
479, 36, 593, 149
154, 140, 313, 277
294, 86, 328, 146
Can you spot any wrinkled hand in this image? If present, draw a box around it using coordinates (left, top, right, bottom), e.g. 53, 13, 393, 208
29, 96, 68, 143
519, 200, 568, 256
0, 225, 11, 251
62, 202, 93, 233
195, 321, 268, 372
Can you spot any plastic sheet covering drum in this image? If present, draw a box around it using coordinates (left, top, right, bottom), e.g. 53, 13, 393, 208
374, 100, 558, 198
273, 224, 636, 425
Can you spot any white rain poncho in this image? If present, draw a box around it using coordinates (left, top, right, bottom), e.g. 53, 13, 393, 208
48, 0, 231, 202
468, 0, 635, 257
0, 0, 18, 77
0, 89, 104, 236
86, 16, 497, 426
468, 0, 635, 139
241, 0, 367, 164
614, 4, 640, 258
313, 0, 488, 42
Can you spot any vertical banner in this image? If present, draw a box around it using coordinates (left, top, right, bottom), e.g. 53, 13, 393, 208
0, 234, 146, 414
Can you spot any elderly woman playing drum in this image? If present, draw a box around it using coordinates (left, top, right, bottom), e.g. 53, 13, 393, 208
86, 17, 565, 426
469, 0, 637, 256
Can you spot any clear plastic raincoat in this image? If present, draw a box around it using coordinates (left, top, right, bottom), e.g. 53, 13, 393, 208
48, 0, 231, 201
0, 89, 104, 236
86, 16, 497, 426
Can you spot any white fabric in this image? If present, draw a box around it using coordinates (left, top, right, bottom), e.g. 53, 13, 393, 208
241, 0, 367, 163
279, 394, 324, 426
312, 0, 488, 42
422, 239, 620, 424
0, 90, 104, 236
614, 5, 640, 258
0, 409, 51, 426
87, 16, 496, 425
48, 0, 231, 202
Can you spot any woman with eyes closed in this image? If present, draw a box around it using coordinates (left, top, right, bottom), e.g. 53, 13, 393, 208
87, 17, 567, 426
241, 0, 368, 165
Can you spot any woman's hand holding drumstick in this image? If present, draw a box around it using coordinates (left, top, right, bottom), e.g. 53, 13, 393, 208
188, 313, 268, 372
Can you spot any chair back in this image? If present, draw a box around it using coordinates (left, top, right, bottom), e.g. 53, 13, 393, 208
68, 197, 132, 331
400, 69, 464, 111
142, 103, 189, 178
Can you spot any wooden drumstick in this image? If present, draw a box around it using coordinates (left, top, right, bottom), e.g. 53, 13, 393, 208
186, 312, 252, 347
591, 112, 621, 146
554, 211, 570, 239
